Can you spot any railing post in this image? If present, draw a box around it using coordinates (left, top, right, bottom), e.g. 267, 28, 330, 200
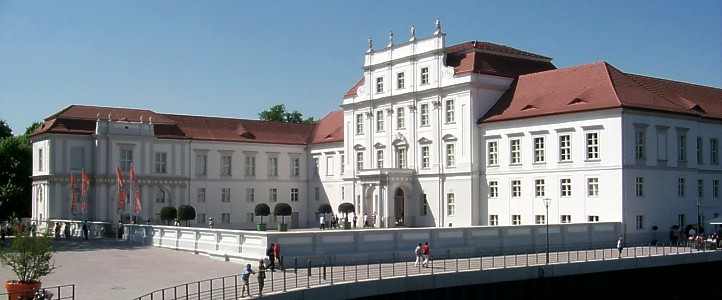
197, 282, 200, 300
233, 276, 237, 300
330, 264, 334, 285
271, 265, 275, 291
378, 259, 382, 280
283, 268, 287, 292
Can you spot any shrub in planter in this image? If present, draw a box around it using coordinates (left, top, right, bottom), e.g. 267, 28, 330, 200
338, 203, 355, 229
274, 203, 292, 232
1, 234, 56, 299
318, 204, 332, 215
160, 206, 178, 225
177, 205, 196, 227
254, 203, 271, 231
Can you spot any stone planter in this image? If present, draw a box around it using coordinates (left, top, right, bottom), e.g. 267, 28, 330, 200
343, 222, 351, 230
256, 224, 267, 231
4, 280, 41, 300
278, 223, 288, 232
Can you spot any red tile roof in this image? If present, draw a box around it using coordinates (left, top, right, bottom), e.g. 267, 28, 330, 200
480, 62, 722, 123
33, 105, 340, 145
311, 111, 344, 144
343, 78, 364, 98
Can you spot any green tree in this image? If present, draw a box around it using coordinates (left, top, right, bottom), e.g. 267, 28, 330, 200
259, 104, 315, 124
0, 120, 12, 139
0, 136, 32, 220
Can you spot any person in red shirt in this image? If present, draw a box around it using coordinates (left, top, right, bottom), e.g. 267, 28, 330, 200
421, 242, 430, 267
273, 242, 282, 269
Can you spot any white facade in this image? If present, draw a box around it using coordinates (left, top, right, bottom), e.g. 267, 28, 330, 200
31, 25, 722, 240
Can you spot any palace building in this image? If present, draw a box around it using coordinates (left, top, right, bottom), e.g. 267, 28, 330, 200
31, 22, 722, 238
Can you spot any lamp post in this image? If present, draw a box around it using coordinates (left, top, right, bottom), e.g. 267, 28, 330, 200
697, 197, 702, 234
543, 198, 551, 264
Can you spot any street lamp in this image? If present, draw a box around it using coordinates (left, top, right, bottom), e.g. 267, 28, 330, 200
697, 197, 702, 234
543, 198, 551, 264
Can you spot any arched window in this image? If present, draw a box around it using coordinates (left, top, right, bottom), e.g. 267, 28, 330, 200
155, 188, 166, 203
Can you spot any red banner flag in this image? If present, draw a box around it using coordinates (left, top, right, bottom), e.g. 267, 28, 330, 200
130, 164, 142, 215
70, 174, 77, 212
116, 167, 126, 210
81, 169, 90, 196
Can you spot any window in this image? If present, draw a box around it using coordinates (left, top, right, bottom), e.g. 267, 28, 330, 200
356, 152, 364, 170
376, 77, 383, 93
246, 188, 255, 203
356, 114, 364, 135
561, 215, 571, 224
292, 158, 301, 177
155, 188, 166, 203
196, 213, 206, 224
678, 133, 687, 162
698, 179, 704, 198
535, 179, 545, 197
445, 99, 454, 123
421, 146, 430, 169
196, 153, 208, 176
120, 149, 133, 172
247, 213, 255, 224
634, 177, 644, 197
221, 155, 232, 176
290, 188, 299, 202
488, 141, 498, 166
376, 111, 384, 132
420, 67, 429, 85
341, 186, 345, 201
421, 194, 428, 216
397, 72, 404, 89
397, 107, 405, 129
559, 135, 571, 162
635, 130, 646, 161
512, 215, 521, 225
635, 215, 644, 230
314, 187, 320, 201
561, 178, 572, 197
245, 155, 256, 177
313, 158, 319, 175
586, 132, 599, 160
377, 150, 384, 168
657, 130, 668, 161
588, 216, 600, 222
697, 137, 704, 164
268, 188, 278, 202
678, 214, 686, 227
712, 139, 719, 165
420, 104, 429, 126
396, 148, 407, 168
340, 154, 345, 174
221, 213, 230, 224
197, 188, 206, 203
221, 188, 231, 202
446, 193, 455, 216
587, 178, 599, 197
269, 157, 278, 177
489, 215, 498, 226
712, 179, 719, 199
38, 149, 43, 172
154, 152, 167, 174
535, 215, 546, 225
678, 178, 686, 197
489, 181, 498, 198
511, 180, 521, 197
510, 139, 521, 164
446, 144, 455, 167
325, 156, 333, 176
533, 137, 545, 163
70, 147, 85, 171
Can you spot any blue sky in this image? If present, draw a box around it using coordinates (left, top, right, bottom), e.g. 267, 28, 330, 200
1, 0, 720, 133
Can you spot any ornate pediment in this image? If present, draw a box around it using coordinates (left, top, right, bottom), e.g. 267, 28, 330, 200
353, 144, 366, 151
417, 137, 433, 145
373, 142, 386, 149
392, 133, 408, 147
441, 134, 458, 142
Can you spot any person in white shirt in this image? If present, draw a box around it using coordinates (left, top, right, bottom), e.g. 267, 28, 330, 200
319, 215, 325, 230
414, 243, 423, 266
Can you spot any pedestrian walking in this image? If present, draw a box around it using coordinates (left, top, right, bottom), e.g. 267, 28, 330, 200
117, 221, 124, 240
241, 263, 255, 297
63, 222, 71, 239
363, 213, 368, 228
320, 215, 325, 230
54, 222, 61, 239
422, 242, 430, 267
82, 221, 89, 240
30, 222, 37, 237
257, 260, 266, 297
616, 236, 624, 258
353, 214, 358, 229
267, 245, 276, 271
273, 242, 282, 270
414, 243, 423, 266
208, 217, 215, 229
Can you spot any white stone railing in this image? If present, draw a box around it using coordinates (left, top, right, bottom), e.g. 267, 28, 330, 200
40, 219, 112, 239
125, 222, 623, 266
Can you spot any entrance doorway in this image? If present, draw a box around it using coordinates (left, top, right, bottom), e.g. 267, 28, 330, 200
394, 188, 405, 226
